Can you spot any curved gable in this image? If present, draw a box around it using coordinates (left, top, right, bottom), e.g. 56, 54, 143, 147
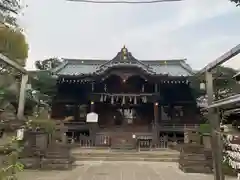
52, 47, 194, 77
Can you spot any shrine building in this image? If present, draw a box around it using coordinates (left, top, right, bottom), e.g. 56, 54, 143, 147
51, 46, 201, 150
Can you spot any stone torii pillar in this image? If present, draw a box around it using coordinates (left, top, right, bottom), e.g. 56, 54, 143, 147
0, 53, 29, 121
206, 71, 224, 180
17, 74, 29, 120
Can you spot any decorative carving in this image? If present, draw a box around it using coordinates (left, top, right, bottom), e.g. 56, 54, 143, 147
122, 46, 128, 61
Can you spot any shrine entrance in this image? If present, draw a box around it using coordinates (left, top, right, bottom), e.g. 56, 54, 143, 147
159, 135, 168, 149
137, 136, 152, 151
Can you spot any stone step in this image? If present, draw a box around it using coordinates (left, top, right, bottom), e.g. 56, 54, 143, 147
179, 156, 207, 161
111, 144, 135, 150
72, 150, 179, 162
73, 156, 179, 162
72, 152, 179, 158
179, 165, 212, 174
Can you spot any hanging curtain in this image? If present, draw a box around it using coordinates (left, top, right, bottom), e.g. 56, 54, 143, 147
122, 96, 125, 105
111, 96, 114, 104
144, 96, 147, 103
134, 96, 137, 105
129, 96, 132, 103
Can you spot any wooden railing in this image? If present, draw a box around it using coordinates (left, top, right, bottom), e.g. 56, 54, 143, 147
158, 123, 199, 131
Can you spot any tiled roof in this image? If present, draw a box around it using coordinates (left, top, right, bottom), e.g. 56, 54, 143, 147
52, 47, 194, 77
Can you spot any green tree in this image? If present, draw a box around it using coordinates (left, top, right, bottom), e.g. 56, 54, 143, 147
32, 58, 61, 101
0, 26, 28, 65
230, 0, 240, 6
192, 66, 239, 99
35, 58, 61, 71
0, 0, 22, 26
30, 71, 57, 101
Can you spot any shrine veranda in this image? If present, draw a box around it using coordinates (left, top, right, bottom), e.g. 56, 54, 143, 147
51, 46, 201, 149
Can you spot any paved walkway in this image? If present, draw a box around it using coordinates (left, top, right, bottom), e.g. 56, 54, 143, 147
17, 161, 236, 180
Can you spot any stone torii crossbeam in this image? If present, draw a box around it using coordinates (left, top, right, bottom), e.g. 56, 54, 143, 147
0, 53, 28, 120
198, 44, 240, 180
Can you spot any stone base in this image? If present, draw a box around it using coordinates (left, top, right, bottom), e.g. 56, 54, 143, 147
178, 144, 213, 174
20, 158, 41, 169
179, 164, 212, 174
40, 158, 73, 170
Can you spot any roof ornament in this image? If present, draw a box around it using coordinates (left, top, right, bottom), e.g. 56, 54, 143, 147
122, 45, 128, 60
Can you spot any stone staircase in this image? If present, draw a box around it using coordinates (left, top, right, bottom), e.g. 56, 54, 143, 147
71, 149, 180, 162
178, 144, 213, 173
110, 131, 136, 150
41, 144, 74, 170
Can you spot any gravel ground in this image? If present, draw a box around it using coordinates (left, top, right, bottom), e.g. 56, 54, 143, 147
17, 161, 237, 180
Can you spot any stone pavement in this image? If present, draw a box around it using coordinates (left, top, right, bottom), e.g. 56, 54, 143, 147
17, 161, 237, 180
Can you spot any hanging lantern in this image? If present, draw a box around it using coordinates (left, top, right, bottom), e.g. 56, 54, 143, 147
104, 95, 107, 102
116, 96, 119, 102
111, 96, 114, 104
100, 95, 103, 102
134, 96, 137, 105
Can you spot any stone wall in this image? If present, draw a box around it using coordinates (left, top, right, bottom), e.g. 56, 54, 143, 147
179, 144, 213, 173
20, 129, 74, 170
202, 134, 211, 149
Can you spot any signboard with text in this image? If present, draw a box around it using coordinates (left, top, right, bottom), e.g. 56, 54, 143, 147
86, 112, 98, 123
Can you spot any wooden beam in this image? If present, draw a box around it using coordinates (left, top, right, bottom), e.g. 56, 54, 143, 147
198, 44, 240, 75
208, 94, 240, 109
17, 74, 28, 120
205, 71, 224, 180
0, 53, 27, 74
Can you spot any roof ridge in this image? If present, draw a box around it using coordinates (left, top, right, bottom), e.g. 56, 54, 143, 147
62, 58, 186, 62
179, 61, 195, 75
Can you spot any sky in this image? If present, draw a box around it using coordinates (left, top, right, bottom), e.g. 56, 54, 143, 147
19, 0, 240, 71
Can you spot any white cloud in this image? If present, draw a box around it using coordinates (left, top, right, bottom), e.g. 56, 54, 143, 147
19, 0, 240, 70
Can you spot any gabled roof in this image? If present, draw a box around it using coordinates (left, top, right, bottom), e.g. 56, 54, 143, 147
52, 46, 194, 77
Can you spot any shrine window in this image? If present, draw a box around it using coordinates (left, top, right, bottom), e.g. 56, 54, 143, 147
174, 106, 184, 117
65, 104, 74, 116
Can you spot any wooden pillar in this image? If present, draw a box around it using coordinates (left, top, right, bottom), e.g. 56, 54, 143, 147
152, 102, 159, 145
17, 74, 28, 120
206, 71, 224, 180
154, 83, 158, 93
90, 101, 95, 112
74, 104, 79, 121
